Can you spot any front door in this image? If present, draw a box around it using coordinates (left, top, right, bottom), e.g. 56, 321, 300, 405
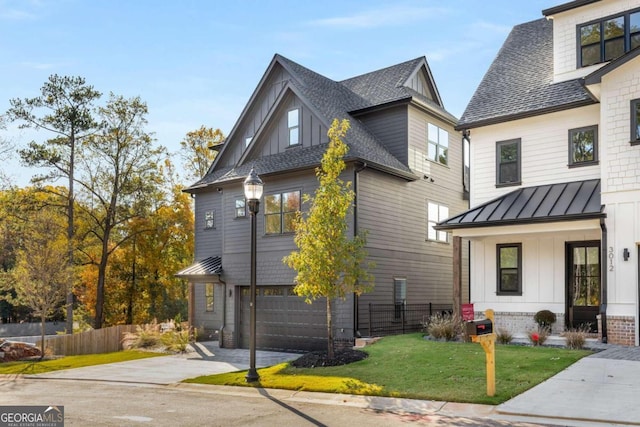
567, 241, 601, 332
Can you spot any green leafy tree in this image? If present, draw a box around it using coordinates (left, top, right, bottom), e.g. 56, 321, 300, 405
6, 75, 102, 333
0, 212, 71, 358
283, 119, 374, 358
77, 94, 165, 328
179, 126, 224, 183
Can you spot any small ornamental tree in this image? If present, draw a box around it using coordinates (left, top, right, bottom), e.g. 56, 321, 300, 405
283, 119, 374, 359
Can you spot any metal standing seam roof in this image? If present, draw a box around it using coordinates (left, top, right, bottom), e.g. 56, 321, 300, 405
435, 179, 604, 230
175, 256, 222, 278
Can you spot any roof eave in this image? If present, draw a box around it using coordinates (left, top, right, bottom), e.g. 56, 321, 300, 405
542, 0, 601, 17
435, 212, 606, 231
455, 98, 597, 131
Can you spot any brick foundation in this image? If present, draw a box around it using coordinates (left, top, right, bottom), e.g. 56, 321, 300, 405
480, 311, 566, 336
604, 315, 636, 346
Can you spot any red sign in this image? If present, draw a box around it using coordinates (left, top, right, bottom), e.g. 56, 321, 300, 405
461, 303, 475, 321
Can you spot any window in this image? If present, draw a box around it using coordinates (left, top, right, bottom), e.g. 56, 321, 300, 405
288, 109, 300, 146
204, 210, 214, 229
235, 198, 246, 218
427, 201, 449, 243
579, 9, 640, 67
463, 134, 471, 197
245, 136, 252, 148
427, 123, 449, 165
569, 125, 598, 166
205, 283, 214, 311
497, 244, 522, 295
264, 190, 300, 234
632, 99, 640, 144
393, 278, 406, 319
496, 139, 521, 186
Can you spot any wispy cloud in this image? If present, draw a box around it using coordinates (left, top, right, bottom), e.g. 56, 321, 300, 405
307, 5, 450, 29
471, 20, 513, 36
19, 61, 60, 70
0, 0, 39, 20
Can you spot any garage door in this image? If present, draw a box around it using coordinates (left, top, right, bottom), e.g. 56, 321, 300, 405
239, 285, 326, 352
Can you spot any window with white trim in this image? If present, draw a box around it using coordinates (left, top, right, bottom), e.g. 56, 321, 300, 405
205, 283, 214, 311
235, 197, 246, 218
204, 210, 214, 229
427, 123, 448, 165
288, 109, 300, 146
427, 201, 449, 243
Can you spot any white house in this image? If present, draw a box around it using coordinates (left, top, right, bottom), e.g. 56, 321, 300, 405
437, 0, 640, 346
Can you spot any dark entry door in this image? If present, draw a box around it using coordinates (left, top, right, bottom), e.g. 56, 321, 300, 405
567, 241, 600, 332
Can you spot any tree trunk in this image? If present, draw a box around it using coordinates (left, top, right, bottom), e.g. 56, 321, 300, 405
40, 314, 46, 361
66, 130, 75, 334
326, 297, 334, 359
94, 224, 112, 329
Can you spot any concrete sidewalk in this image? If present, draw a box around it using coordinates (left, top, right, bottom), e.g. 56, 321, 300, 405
497, 347, 640, 426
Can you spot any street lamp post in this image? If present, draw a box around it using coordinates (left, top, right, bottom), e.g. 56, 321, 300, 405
243, 167, 263, 383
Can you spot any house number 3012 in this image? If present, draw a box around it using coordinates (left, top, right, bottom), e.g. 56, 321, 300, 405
608, 247, 614, 271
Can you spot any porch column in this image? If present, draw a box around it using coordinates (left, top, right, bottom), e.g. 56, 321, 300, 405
188, 282, 195, 328
453, 236, 462, 320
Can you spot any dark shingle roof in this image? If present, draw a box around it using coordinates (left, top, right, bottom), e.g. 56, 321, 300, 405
458, 18, 595, 129
190, 54, 452, 190
436, 179, 603, 230
175, 256, 222, 278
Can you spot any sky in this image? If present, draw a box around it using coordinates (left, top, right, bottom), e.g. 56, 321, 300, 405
0, 0, 560, 186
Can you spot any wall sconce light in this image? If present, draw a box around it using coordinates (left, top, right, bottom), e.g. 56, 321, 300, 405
623, 248, 630, 261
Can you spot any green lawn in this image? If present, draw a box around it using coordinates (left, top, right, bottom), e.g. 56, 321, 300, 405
0, 350, 165, 375
185, 333, 591, 405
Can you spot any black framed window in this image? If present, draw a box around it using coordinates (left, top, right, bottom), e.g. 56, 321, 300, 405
569, 125, 598, 166
288, 108, 300, 146
632, 99, 640, 144
578, 9, 640, 67
393, 278, 406, 319
235, 197, 246, 218
427, 123, 449, 165
497, 243, 522, 296
204, 210, 214, 229
264, 190, 300, 234
496, 139, 521, 186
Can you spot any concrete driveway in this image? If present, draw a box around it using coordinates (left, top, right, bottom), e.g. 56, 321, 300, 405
26, 341, 297, 385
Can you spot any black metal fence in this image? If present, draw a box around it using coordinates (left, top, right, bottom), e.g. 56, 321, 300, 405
368, 303, 453, 336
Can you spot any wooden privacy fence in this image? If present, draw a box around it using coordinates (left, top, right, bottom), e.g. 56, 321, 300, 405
38, 325, 138, 356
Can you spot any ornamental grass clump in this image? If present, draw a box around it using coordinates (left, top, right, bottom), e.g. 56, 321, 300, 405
563, 325, 590, 350
527, 327, 549, 346
425, 312, 462, 341
496, 328, 513, 344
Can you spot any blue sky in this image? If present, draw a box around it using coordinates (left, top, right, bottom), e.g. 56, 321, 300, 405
1, 0, 559, 186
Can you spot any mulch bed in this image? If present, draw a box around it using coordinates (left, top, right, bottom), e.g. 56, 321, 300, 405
290, 349, 368, 368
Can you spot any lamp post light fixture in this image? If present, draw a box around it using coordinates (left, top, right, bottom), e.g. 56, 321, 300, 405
243, 167, 263, 383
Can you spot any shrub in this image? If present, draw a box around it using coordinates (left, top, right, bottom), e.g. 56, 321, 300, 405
496, 328, 513, 344
425, 312, 462, 341
563, 325, 589, 350
527, 327, 549, 346
122, 323, 162, 350
161, 328, 193, 353
534, 310, 557, 330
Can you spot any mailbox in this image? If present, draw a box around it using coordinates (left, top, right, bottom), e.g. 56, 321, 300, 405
465, 318, 493, 336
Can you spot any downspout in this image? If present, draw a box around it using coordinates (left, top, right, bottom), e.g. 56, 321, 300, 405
353, 162, 368, 338
600, 217, 608, 343
218, 275, 227, 348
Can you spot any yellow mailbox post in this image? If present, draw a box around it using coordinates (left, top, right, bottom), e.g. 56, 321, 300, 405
466, 309, 496, 397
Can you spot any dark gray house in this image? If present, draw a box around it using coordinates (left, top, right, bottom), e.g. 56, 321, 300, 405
177, 54, 469, 351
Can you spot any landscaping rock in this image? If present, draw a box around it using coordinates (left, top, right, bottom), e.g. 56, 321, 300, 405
0, 339, 42, 362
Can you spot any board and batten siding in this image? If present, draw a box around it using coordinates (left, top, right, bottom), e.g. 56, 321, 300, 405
217, 64, 292, 168
470, 227, 600, 315
470, 105, 601, 207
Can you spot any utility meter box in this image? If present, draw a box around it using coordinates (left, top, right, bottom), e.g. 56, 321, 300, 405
465, 319, 493, 336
